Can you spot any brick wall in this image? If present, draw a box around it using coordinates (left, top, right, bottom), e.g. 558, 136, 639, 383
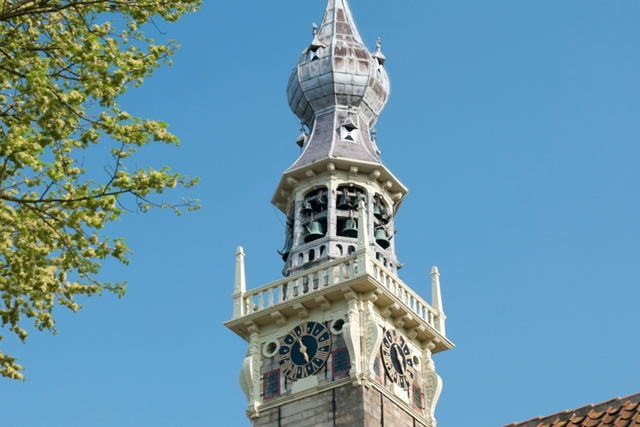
252, 384, 427, 427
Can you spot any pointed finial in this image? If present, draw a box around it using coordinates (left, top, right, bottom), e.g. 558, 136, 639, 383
376, 37, 382, 52
312, 22, 318, 36
371, 128, 381, 155
296, 122, 307, 148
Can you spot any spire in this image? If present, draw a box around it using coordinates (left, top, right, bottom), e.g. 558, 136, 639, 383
285, 0, 391, 172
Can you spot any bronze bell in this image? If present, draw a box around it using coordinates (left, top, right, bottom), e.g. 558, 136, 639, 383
375, 228, 390, 249
305, 221, 324, 243
314, 191, 328, 211
381, 212, 391, 224
301, 199, 313, 216
373, 203, 383, 220
337, 193, 354, 210
277, 238, 294, 262
341, 218, 358, 238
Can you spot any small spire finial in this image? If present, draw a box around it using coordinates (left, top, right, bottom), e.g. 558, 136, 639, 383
312, 23, 318, 36
371, 128, 377, 143
376, 37, 382, 52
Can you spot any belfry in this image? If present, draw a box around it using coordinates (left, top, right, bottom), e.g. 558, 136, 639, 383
224, 1, 454, 426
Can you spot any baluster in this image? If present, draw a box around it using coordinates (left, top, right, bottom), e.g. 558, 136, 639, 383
258, 292, 264, 310
350, 261, 356, 277
308, 273, 315, 291
339, 263, 345, 282
268, 288, 274, 307
278, 284, 284, 303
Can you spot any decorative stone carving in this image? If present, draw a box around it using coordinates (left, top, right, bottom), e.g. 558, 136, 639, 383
271, 310, 288, 327
241, 327, 262, 419
393, 313, 412, 329
363, 303, 382, 384
293, 303, 309, 319
423, 341, 442, 426
238, 357, 252, 404
343, 292, 361, 383
314, 295, 332, 312
407, 325, 425, 340
380, 303, 399, 319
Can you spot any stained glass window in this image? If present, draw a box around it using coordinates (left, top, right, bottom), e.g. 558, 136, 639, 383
263, 370, 280, 399
332, 348, 350, 376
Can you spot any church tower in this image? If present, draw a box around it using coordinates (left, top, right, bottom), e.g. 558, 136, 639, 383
224, 1, 454, 425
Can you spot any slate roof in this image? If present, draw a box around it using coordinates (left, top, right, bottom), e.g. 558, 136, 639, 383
286, 0, 391, 129
504, 393, 640, 427
284, 0, 390, 172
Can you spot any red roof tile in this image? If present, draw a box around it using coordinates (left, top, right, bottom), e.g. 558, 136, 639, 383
504, 393, 640, 427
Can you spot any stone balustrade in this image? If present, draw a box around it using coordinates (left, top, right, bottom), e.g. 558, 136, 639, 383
231, 202, 446, 338
232, 250, 446, 337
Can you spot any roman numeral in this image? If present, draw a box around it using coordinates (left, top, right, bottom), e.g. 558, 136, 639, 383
316, 349, 329, 360
280, 359, 293, 371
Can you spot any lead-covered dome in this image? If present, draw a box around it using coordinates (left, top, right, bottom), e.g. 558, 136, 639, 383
286, 0, 390, 129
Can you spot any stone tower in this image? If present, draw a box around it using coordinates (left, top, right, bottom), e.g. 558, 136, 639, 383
224, 1, 454, 426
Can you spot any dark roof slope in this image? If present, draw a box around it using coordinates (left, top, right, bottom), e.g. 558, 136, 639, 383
504, 392, 640, 427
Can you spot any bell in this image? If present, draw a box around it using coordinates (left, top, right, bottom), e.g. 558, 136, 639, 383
341, 219, 358, 238
375, 228, 390, 249
305, 221, 324, 243
373, 203, 383, 220
301, 199, 313, 216
337, 193, 354, 210
381, 213, 391, 224
314, 192, 328, 210
277, 238, 294, 262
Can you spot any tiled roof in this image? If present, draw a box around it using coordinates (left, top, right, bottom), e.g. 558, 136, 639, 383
504, 393, 640, 427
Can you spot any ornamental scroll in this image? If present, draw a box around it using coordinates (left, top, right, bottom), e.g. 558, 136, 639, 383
363, 301, 382, 384
342, 289, 361, 382
422, 342, 442, 426
238, 324, 261, 419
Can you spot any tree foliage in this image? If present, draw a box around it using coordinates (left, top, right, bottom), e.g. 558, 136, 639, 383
0, 0, 201, 380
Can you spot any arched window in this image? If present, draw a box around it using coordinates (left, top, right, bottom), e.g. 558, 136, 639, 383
336, 245, 343, 256
309, 249, 315, 262
320, 246, 326, 257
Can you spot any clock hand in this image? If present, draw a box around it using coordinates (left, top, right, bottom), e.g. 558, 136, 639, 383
298, 338, 310, 363
393, 347, 404, 374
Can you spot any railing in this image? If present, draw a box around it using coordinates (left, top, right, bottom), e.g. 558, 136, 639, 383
370, 257, 441, 331
240, 254, 358, 315
233, 250, 445, 336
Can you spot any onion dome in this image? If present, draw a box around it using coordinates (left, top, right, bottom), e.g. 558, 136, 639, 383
286, 0, 391, 129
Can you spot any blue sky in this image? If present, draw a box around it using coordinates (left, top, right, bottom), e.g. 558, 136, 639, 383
2, 1, 639, 426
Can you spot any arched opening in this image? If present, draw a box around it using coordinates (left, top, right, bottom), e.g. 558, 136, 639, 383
336, 244, 343, 256
301, 187, 328, 243
320, 246, 326, 257
308, 249, 315, 262
348, 246, 356, 255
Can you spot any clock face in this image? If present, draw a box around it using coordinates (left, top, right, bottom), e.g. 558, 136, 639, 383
278, 321, 332, 380
381, 329, 414, 390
